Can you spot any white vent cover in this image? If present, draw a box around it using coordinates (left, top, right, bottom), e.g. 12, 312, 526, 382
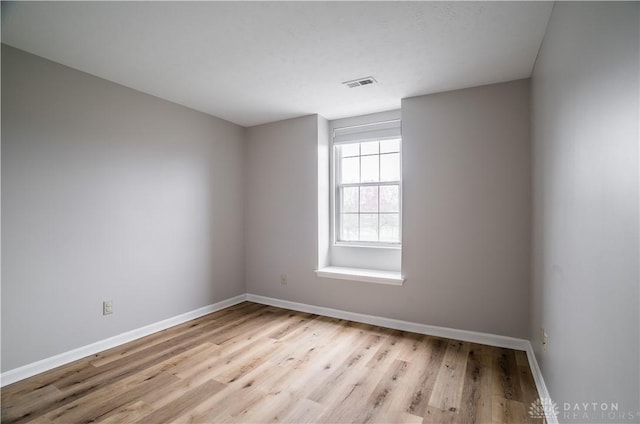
342, 76, 377, 88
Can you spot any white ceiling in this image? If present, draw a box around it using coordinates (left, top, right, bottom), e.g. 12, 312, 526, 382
1, 1, 553, 127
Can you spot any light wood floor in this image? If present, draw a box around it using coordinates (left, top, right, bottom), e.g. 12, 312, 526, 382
2, 302, 543, 424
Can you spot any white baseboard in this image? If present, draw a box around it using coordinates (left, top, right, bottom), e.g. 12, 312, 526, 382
2, 290, 553, 423
246, 293, 529, 350
524, 341, 559, 424
248, 293, 556, 421
0, 294, 247, 387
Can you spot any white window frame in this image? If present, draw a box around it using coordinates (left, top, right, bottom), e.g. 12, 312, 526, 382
332, 119, 403, 248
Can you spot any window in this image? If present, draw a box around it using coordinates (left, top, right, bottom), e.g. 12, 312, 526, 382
333, 121, 402, 246
317, 114, 403, 284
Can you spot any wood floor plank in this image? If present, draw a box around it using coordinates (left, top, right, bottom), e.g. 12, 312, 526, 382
277, 397, 325, 424
427, 339, 470, 412
89, 301, 262, 368
516, 350, 540, 413
267, 315, 344, 367
178, 377, 265, 423
314, 364, 385, 424
136, 379, 225, 424
265, 311, 318, 340
394, 331, 428, 363
352, 359, 411, 423
24, 336, 217, 422
422, 406, 460, 424
137, 347, 225, 410
404, 336, 448, 417
365, 329, 404, 370
492, 348, 524, 401
50, 316, 236, 392
40, 371, 177, 424
1, 302, 541, 424
95, 400, 154, 424
492, 395, 529, 424
313, 331, 408, 422
400, 412, 424, 424
460, 344, 494, 423
258, 321, 368, 400
215, 338, 287, 384
306, 330, 388, 404
171, 311, 299, 377
230, 386, 298, 423
1, 357, 94, 402
146, 341, 220, 378
0, 385, 61, 423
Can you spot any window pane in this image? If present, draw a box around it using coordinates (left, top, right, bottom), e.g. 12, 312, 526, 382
379, 185, 399, 212
380, 214, 400, 242
360, 214, 378, 241
341, 156, 360, 184
380, 138, 400, 153
340, 143, 360, 158
380, 153, 400, 182
360, 155, 379, 183
341, 214, 359, 241
335, 135, 402, 245
342, 187, 359, 213
360, 141, 379, 155
360, 186, 378, 213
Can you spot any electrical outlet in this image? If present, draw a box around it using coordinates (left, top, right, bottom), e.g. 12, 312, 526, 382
541, 328, 549, 352
280, 274, 288, 285
103, 300, 113, 315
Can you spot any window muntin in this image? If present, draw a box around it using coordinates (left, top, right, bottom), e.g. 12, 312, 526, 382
335, 138, 401, 245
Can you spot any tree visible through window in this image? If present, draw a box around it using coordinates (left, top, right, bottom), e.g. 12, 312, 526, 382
335, 138, 401, 244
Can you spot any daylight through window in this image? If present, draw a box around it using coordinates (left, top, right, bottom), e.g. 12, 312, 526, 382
335, 137, 401, 244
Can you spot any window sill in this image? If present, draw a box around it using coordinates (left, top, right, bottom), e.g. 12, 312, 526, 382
315, 266, 404, 286
333, 242, 402, 250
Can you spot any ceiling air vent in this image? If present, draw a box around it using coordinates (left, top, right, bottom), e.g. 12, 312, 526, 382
342, 76, 377, 88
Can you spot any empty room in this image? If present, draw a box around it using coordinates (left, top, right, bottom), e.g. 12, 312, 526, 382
1, 1, 638, 423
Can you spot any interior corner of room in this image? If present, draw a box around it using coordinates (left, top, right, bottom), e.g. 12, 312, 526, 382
1, 1, 639, 423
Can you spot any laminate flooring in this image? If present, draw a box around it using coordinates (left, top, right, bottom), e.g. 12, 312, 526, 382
1, 302, 543, 423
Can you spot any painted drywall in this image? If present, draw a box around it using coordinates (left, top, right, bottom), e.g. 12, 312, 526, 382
402, 80, 531, 338
530, 2, 640, 418
245, 79, 531, 338
317, 115, 330, 270
1, 45, 245, 371
244, 115, 321, 305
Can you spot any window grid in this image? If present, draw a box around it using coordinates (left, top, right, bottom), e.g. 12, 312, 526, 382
335, 139, 401, 245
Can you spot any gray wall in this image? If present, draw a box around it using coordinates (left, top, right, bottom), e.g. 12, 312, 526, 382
245, 80, 531, 339
244, 115, 322, 304
530, 2, 640, 418
1, 45, 245, 371
402, 80, 531, 338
